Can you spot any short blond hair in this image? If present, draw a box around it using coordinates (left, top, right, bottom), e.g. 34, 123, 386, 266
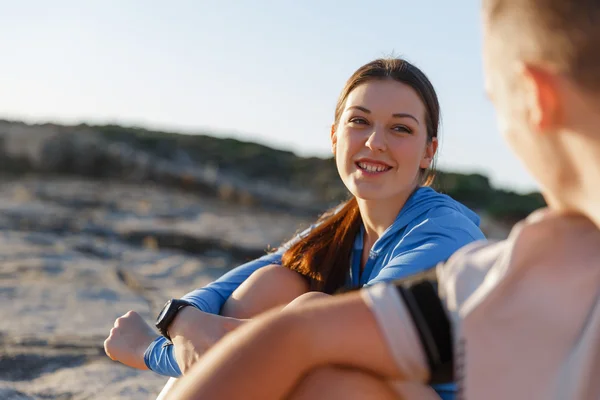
484, 0, 600, 90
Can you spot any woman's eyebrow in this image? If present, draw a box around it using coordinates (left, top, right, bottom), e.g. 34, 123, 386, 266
346, 105, 419, 125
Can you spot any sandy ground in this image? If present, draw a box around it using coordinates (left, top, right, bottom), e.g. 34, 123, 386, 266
0, 176, 310, 399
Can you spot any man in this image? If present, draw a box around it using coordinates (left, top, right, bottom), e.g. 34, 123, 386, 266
163, 0, 600, 398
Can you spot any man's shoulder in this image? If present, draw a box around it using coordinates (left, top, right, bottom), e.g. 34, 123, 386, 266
441, 238, 509, 274
436, 239, 512, 315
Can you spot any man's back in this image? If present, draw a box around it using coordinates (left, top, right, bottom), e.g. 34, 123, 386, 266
440, 210, 600, 399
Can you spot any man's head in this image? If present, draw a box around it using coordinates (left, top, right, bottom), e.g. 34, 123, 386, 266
482, 0, 600, 215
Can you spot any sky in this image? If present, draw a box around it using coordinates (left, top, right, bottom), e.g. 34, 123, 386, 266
0, 0, 539, 193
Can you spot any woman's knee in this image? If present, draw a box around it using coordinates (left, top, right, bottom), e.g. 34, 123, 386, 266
222, 264, 309, 318
283, 291, 330, 310
246, 264, 309, 296
254, 264, 305, 283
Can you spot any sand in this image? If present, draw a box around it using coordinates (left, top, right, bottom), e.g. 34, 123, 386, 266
0, 176, 309, 399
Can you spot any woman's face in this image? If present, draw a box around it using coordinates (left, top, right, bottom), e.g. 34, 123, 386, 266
332, 79, 437, 203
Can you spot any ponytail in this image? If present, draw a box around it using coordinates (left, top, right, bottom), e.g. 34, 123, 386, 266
281, 198, 361, 294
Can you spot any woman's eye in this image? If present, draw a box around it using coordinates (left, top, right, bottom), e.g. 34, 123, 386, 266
349, 117, 368, 125
392, 125, 413, 134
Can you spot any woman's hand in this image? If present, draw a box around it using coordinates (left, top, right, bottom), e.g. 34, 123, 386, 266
104, 311, 155, 370
169, 306, 245, 374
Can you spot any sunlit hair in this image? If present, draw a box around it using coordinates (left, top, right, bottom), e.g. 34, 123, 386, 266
484, 0, 600, 91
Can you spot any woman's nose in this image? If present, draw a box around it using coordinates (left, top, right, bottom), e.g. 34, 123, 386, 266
365, 128, 387, 152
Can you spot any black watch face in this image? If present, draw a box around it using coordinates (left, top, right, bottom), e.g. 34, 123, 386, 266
157, 299, 173, 323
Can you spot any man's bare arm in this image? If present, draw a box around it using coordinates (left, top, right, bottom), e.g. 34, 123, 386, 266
166, 289, 422, 400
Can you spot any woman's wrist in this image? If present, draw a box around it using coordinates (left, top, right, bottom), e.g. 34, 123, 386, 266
168, 306, 197, 339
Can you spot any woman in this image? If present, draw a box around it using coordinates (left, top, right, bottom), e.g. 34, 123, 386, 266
104, 58, 485, 400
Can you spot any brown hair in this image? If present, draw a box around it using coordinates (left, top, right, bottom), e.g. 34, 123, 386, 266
484, 0, 600, 91
281, 58, 441, 294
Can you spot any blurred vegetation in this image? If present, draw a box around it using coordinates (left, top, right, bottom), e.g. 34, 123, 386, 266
91, 124, 546, 222
433, 172, 545, 223
0, 119, 545, 221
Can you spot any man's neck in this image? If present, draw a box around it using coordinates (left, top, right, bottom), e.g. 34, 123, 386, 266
554, 127, 600, 230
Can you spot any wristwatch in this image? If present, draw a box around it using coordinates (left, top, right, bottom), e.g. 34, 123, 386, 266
155, 299, 194, 341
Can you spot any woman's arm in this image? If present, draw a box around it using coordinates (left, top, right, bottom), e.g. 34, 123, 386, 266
181, 250, 285, 314
165, 285, 432, 400
102, 250, 286, 377
168, 265, 309, 374
141, 250, 284, 376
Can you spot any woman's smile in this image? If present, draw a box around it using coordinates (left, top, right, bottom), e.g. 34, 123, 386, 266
355, 158, 393, 176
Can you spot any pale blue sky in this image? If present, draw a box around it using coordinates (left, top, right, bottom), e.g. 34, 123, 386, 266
1, 0, 538, 192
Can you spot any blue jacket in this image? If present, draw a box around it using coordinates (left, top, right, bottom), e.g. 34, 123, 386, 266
144, 187, 485, 398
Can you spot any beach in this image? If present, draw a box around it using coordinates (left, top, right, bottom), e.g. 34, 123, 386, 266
0, 175, 310, 399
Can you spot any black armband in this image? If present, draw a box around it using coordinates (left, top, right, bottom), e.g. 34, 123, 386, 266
393, 277, 453, 385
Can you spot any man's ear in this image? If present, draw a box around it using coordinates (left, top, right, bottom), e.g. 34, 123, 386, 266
521, 63, 563, 133
330, 124, 337, 154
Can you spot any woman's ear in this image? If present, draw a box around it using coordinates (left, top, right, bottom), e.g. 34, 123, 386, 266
330, 124, 337, 154
419, 137, 438, 169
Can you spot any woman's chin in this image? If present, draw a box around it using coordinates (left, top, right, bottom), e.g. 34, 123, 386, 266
350, 188, 390, 202
348, 183, 414, 204
347, 179, 390, 197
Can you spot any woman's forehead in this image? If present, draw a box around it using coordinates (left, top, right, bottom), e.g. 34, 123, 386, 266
344, 80, 426, 118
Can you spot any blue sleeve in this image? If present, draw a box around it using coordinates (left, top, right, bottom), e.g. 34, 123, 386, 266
144, 224, 317, 377
181, 250, 284, 314
366, 214, 485, 286
144, 337, 181, 377
144, 250, 283, 376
